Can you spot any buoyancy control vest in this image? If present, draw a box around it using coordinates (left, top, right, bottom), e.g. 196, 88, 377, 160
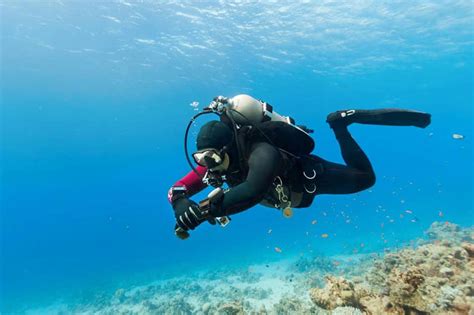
247, 121, 315, 156
220, 96, 317, 210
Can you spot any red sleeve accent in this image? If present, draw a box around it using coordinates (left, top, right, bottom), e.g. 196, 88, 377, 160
168, 166, 208, 203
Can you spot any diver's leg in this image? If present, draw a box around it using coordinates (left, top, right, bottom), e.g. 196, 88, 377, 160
309, 125, 376, 195
309, 108, 431, 198
327, 108, 431, 129
305, 153, 374, 196
332, 125, 374, 173
315, 158, 375, 195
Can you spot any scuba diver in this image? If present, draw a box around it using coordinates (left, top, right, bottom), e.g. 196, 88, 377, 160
168, 95, 431, 239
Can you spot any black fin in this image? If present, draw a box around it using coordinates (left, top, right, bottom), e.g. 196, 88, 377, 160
327, 109, 431, 129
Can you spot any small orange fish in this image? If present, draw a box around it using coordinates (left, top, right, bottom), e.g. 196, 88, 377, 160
274, 247, 282, 253
321, 233, 329, 238
283, 207, 293, 218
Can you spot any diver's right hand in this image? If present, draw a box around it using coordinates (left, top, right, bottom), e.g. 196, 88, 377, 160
173, 198, 206, 231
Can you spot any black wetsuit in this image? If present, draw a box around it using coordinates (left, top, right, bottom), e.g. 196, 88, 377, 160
211, 125, 375, 217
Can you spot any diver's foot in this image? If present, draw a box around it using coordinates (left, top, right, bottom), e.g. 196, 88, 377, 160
326, 110, 356, 129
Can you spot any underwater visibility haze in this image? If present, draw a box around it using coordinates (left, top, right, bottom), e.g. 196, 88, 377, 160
1, 1, 473, 314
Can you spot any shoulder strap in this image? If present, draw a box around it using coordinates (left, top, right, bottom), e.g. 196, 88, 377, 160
233, 126, 253, 174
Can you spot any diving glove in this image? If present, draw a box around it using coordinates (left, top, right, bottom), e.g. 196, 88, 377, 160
173, 198, 208, 231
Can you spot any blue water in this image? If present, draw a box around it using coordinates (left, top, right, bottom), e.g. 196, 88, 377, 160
1, 1, 473, 312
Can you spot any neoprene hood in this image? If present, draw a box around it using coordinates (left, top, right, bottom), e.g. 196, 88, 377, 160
196, 120, 233, 151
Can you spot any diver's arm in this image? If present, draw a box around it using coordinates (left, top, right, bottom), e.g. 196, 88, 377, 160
167, 165, 208, 203
212, 142, 282, 216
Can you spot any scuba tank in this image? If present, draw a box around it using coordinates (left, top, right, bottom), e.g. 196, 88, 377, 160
228, 94, 294, 125
226, 94, 315, 156
228, 94, 313, 132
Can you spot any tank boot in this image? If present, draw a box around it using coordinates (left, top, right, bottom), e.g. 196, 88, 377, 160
326, 108, 431, 129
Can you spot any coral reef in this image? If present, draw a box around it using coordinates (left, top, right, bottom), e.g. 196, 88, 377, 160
309, 276, 362, 310
310, 222, 474, 314
216, 300, 244, 315
425, 221, 472, 244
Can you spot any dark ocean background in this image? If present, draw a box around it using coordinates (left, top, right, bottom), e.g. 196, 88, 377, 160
1, 1, 473, 313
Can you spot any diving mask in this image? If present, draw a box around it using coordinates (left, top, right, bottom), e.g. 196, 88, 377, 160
192, 149, 224, 169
